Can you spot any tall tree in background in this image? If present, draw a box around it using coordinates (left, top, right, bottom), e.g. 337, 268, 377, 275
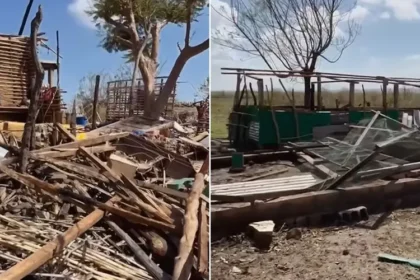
196, 77, 209, 100
214, 0, 360, 107
89, 0, 209, 119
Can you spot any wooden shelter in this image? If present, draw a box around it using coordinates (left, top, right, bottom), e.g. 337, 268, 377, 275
0, 34, 64, 122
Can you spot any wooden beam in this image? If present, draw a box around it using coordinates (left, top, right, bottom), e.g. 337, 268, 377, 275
257, 79, 264, 107
198, 200, 209, 275
29, 153, 110, 183
233, 73, 241, 108
382, 79, 388, 110
55, 123, 76, 141
38, 144, 115, 158
35, 132, 129, 153
91, 75, 100, 129
78, 146, 121, 184
349, 82, 355, 108
70, 99, 76, 136
172, 173, 206, 280
0, 196, 120, 280
212, 178, 420, 230
317, 75, 322, 109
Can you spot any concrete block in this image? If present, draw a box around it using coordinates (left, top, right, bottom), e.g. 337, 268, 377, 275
107, 154, 144, 180
247, 220, 275, 249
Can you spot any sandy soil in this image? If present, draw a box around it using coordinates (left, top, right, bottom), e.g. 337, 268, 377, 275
211, 209, 420, 280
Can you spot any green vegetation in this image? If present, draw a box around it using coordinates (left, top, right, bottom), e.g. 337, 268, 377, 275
211, 88, 420, 139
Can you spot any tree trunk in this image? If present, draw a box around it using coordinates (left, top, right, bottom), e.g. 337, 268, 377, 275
129, 48, 141, 117
19, 6, 44, 173
149, 40, 209, 120
141, 60, 157, 118
148, 52, 189, 120
304, 76, 311, 108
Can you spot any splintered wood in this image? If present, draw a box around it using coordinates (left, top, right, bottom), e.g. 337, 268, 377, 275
0, 130, 209, 280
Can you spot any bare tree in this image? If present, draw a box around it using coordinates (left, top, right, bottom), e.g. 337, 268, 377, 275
196, 77, 209, 100
214, 0, 360, 107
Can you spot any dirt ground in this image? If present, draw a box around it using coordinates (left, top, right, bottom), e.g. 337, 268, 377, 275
211, 209, 420, 280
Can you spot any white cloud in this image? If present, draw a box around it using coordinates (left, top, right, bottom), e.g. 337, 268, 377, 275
68, 0, 96, 29
358, 0, 420, 21
405, 54, 420, 61
379, 11, 391, 19
349, 5, 370, 20
211, 0, 370, 91
360, 0, 383, 4
385, 0, 420, 20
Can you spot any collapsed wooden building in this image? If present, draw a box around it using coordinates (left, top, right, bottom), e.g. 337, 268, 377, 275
0, 34, 65, 123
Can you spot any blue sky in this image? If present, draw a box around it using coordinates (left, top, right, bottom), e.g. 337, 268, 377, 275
211, 0, 420, 91
0, 0, 209, 104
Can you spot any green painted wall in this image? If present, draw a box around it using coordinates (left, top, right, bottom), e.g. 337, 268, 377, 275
258, 110, 331, 145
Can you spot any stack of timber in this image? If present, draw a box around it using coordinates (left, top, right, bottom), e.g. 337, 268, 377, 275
0, 35, 33, 106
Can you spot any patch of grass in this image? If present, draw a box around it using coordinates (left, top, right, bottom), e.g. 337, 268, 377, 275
211, 87, 420, 139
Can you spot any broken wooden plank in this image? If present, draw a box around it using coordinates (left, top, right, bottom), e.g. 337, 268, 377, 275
0, 164, 177, 233
0, 196, 121, 280
36, 132, 129, 153
78, 146, 121, 184
173, 172, 206, 280
55, 123, 76, 141
29, 153, 110, 183
39, 144, 116, 158
198, 200, 208, 275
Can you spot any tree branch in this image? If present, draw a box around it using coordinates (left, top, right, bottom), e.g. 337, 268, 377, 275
184, 0, 193, 47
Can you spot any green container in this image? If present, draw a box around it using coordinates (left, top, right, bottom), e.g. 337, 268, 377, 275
167, 178, 209, 197
230, 152, 245, 172
258, 110, 331, 146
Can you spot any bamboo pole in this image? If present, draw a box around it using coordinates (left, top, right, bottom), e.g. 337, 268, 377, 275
0, 196, 120, 280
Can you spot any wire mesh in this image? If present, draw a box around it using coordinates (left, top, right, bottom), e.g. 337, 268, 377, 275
308, 113, 418, 175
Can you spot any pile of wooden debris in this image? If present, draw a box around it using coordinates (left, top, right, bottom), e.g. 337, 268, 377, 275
0, 123, 209, 280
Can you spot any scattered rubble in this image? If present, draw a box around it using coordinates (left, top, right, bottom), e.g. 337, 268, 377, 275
0, 116, 209, 279
212, 110, 420, 278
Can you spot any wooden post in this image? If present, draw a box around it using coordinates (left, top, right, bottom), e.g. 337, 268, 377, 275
317, 75, 322, 110
70, 100, 76, 136
173, 156, 208, 280
52, 113, 57, 145
233, 72, 241, 108
393, 83, 399, 109
257, 79, 264, 107
92, 75, 100, 129
18, 0, 34, 35
382, 79, 388, 110
349, 82, 355, 108
65, 112, 71, 124
310, 83, 315, 111
19, 6, 44, 173
47, 70, 53, 87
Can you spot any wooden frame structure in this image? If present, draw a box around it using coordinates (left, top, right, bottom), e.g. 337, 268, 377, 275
105, 77, 177, 121
221, 67, 420, 111
0, 34, 64, 123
